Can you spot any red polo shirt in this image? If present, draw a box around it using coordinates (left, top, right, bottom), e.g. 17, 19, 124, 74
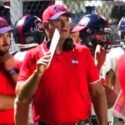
0, 68, 15, 125
18, 42, 99, 124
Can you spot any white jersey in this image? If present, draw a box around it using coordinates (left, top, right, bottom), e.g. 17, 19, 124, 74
101, 47, 125, 79
100, 47, 125, 123
14, 51, 27, 62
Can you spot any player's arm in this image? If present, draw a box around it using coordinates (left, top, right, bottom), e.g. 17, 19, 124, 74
16, 51, 51, 102
14, 97, 31, 125
89, 80, 108, 125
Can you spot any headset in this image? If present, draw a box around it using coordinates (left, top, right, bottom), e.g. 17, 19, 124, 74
62, 37, 75, 51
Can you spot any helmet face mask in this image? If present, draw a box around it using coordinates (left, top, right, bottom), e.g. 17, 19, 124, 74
14, 15, 46, 47
91, 30, 112, 43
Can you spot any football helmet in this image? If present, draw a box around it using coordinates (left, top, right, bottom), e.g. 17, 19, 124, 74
72, 14, 112, 50
14, 15, 46, 48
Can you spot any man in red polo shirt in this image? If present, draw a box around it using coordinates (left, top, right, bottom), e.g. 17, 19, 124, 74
0, 16, 18, 125
15, 4, 108, 125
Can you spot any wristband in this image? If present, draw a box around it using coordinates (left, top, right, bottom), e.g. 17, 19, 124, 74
9, 67, 18, 74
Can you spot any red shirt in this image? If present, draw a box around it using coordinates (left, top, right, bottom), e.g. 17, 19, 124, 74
18, 43, 99, 124
0, 65, 15, 125
117, 53, 125, 98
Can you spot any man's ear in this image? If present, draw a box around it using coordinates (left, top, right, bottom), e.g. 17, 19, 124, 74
44, 21, 51, 31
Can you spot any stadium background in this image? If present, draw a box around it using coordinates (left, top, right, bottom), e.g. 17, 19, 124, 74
1, 0, 125, 25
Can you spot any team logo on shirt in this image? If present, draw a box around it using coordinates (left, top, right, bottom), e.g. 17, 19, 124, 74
71, 58, 79, 64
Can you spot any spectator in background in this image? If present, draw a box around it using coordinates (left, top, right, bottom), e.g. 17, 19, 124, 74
0, 16, 18, 125
15, 4, 108, 125
13, 15, 46, 125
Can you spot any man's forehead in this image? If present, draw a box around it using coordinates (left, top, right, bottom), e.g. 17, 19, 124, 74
0, 32, 10, 36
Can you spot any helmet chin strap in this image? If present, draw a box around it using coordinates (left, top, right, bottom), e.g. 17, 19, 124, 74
46, 37, 75, 51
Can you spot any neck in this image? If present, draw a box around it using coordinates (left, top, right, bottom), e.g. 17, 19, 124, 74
0, 52, 9, 63
56, 38, 65, 54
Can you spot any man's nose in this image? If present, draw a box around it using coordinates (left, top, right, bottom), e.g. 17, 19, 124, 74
61, 20, 67, 27
3, 34, 9, 43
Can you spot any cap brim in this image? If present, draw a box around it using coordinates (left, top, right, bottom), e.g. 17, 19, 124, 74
72, 25, 86, 32
50, 11, 72, 20
0, 27, 13, 34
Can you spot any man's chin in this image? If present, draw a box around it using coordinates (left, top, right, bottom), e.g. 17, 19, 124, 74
61, 32, 69, 38
61, 36, 69, 40
0, 49, 9, 56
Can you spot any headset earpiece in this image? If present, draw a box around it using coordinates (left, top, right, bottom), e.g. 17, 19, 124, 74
63, 38, 75, 51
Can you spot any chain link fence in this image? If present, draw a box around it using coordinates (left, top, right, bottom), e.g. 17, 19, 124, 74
1, 0, 125, 25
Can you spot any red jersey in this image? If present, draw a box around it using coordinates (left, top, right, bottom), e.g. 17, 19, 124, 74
117, 53, 125, 98
18, 42, 99, 124
0, 65, 15, 125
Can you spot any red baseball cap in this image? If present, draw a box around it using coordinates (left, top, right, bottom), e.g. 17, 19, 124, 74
0, 17, 13, 34
42, 4, 71, 23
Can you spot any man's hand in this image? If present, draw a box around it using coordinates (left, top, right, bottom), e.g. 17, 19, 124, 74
36, 51, 51, 74
95, 45, 107, 72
